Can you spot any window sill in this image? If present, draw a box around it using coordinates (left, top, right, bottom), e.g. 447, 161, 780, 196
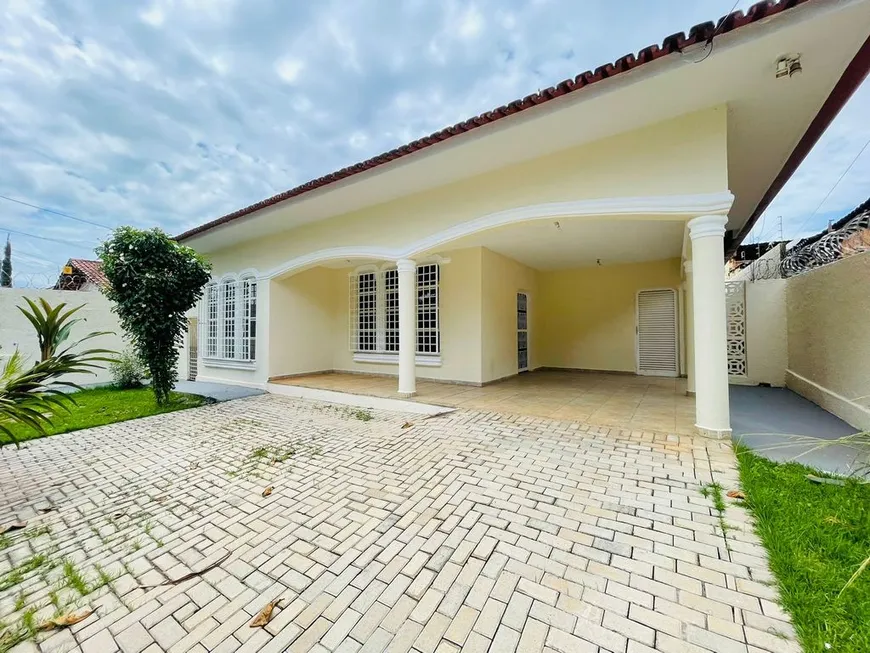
353, 352, 442, 367
202, 358, 256, 370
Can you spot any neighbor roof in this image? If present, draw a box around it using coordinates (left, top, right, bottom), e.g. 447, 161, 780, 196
177, 0, 816, 243
67, 258, 107, 286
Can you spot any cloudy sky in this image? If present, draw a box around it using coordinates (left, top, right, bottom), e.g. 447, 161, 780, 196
1, 0, 868, 283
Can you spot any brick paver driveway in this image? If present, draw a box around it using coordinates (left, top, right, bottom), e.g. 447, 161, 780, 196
0, 395, 800, 653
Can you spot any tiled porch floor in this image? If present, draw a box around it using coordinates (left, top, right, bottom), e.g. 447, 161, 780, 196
272, 369, 697, 435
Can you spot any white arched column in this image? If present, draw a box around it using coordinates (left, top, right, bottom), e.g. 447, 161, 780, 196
397, 259, 417, 396
688, 216, 731, 438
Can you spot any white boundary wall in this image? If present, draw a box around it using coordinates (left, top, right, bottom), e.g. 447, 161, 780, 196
0, 289, 124, 385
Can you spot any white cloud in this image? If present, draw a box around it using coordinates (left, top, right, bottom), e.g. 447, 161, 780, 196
140, 4, 166, 27
458, 6, 484, 39
275, 56, 305, 83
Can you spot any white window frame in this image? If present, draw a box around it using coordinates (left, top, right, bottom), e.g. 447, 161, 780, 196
202, 271, 259, 369
349, 261, 442, 366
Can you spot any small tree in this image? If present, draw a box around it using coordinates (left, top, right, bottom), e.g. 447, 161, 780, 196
97, 227, 211, 405
1, 235, 12, 287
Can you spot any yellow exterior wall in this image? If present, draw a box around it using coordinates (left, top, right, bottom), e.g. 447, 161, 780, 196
332, 247, 484, 383
785, 252, 870, 430
480, 248, 539, 383
269, 267, 339, 378
204, 108, 727, 277
537, 259, 682, 373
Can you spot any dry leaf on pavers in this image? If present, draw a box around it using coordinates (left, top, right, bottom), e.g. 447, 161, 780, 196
262, 486, 273, 497
37, 507, 56, 514
138, 551, 231, 588
249, 598, 283, 627
726, 490, 746, 500
401, 422, 413, 429
39, 609, 94, 631
0, 521, 26, 534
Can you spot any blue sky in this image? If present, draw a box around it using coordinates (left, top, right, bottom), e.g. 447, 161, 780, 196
1, 0, 868, 283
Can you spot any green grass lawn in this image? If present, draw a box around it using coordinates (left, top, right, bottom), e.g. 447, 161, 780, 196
0, 386, 209, 446
736, 446, 870, 653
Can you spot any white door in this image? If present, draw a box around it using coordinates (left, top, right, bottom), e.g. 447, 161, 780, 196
517, 292, 529, 372
636, 289, 679, 377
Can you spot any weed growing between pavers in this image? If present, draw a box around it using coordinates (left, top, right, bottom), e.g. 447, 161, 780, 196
226, 441, 321, 479
0, 514, 147, 651
699, 481, 735, 552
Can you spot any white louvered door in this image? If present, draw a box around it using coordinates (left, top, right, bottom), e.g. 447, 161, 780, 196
636, 289, 679, 377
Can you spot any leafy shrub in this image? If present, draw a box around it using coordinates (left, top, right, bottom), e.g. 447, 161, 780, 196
110, 349, 148, 389
97, 227, 211, 405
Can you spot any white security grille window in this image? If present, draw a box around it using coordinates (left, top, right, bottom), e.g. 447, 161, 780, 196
384, 269, 399, 352
416, 264, 440, 354
222, 280, 236, 359
349, 263, 440, 357
201, 274, 259, 363
356, 272, 378, 352
241, 278, 257, 360
205, 284, 218, 357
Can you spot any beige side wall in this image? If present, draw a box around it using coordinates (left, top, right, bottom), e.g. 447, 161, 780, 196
744, 280, 787, 387
0, 288, 124, 385
204, 108, 728, 277
786, 252, 870, 430
270, 268, 339, 378
480, 248, 539, 383
537, 259, 682, 373
332, 247, 484, 383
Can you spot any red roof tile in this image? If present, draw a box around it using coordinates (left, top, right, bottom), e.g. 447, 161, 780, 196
68, 258, 107, 286
177, 0, 810, 242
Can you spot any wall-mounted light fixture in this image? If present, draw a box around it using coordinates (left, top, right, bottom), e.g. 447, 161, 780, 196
775, 54, 802, 79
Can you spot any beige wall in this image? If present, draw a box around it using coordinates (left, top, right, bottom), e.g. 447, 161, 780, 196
744, 280, 787, 387
537, 259, 682, 373
480, 248, 539, 383
258, 249, 685, 386
332, 247, 484, 383
271, 268, 339, 378
0, 288, 124, 385
204, 108, 728, 278
786, 253, 870, 430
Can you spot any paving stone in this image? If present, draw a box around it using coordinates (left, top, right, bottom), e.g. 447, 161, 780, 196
0, 395, 791, 653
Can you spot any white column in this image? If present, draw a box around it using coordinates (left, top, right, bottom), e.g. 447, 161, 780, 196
397, 259, 417, 396
683, 261, 695, 395
688, 216, 731, 438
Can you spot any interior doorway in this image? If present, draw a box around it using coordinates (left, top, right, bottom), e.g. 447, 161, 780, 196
517, 292, 529, 372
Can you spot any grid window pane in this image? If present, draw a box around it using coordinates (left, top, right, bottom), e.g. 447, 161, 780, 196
357, 272, 377, 351
384, 269, 399, 352
416, 263, 439, 354
222, 281, 236, 359
205, 284, 218, 357
202, 277, 258, 362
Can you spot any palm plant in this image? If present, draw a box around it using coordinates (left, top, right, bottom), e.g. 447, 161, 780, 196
17, 297, 107, 362
0, 299, 116, 446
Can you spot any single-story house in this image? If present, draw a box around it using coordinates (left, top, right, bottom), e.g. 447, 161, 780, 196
177, 0, 870, 438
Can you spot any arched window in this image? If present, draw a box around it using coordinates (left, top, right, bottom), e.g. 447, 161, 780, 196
201, 272, 259, 364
